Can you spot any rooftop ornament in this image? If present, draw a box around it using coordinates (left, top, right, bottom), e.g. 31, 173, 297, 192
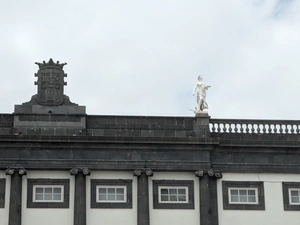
190, 75, 211, 115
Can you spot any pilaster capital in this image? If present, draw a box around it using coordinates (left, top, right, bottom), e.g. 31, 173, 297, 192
133, 168, 153, 177
195, 169, 222, 179
70, 167, 91, 176
5, 167, 27, 176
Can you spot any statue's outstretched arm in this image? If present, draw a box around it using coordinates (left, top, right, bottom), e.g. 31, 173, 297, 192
205, 85, 211, 90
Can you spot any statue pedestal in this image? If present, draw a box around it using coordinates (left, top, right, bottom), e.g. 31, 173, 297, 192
194, 113, 210, 138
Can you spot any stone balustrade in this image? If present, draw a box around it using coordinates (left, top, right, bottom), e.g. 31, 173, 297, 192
210, 119, 300, 134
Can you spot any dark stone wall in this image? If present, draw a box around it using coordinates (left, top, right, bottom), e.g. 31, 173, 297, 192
0, 114, 13, 135
86, 115, 195, 138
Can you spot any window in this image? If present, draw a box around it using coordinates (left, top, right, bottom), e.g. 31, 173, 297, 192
27, 179, 69, 208
153, 180, 194, 209
222, 181, 265, 210
228, 187, 258, 204
0, 179, 5, 208
96, 186, 126, 203
91, 179, 132, 208
282, 182, 300, 211
33, 185, 63, 202
159, 186, 188, 203
289, 189, 300, 204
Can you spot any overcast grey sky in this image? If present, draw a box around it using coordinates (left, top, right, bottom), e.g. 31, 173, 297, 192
1, 0, 299, 119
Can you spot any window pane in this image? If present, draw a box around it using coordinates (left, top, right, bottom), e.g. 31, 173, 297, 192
178, 195, 186, 201
160, 189, 168, 194
116, 188, 124, 194
44, 194, 52, 200
99, 188, 106, 194
161, 195, 168, 201
239, 190, 247, 196
248, 196, 256, 202
99, 195, 106, 201
230, 189, 238, 195
248, 190, 255, 195
116, 195, 124, 201
178, 189, 186, 194
53, 194, 61, 200
108, 195, 115, 200
231, 196, 238, 202
170, 189, 177, 194
45, 188, 52, 193
35, 193, 43, 200
53, 188, 61, 194
35, 188, 43, 193
108, 188, 115, 194
291, 197, 300, 203
291, 190, 299, 197
170, 195, 177, 201
240, 196, 247, 202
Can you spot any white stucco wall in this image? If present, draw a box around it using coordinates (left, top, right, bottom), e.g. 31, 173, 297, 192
218, 173, 300, 225
0, 172, 9, 225
22, 171, 74, 225
87, 171, 137, 225
149, 172, 200, 225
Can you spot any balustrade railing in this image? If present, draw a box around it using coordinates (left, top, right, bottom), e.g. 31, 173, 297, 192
210, 119, 300, 134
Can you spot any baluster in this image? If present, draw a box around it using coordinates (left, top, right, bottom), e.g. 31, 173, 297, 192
245, 124, 249, 133
262, 124, 266, 133
234, 123, 238, 133
274, 124, 278, 133
296, 125, 300, 134
257, 124, 261, 133
285, 124, 288, 133
211, 123, 216, 132
279, 124, 283, 134
222, 123, 227, 133
290, 125, 294, 134
240, 124, 244, 133
228, 123, 232, 133
251, 124, 255, 133
217, 123, 221, 133
268, 124, 272, 133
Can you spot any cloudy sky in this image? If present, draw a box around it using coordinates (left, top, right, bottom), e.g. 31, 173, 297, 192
1, 0, 299, 119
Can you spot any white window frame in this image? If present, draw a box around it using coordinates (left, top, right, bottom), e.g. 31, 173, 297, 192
289, 188, 300, 205
96, 185, 127, 203
33, 185, 64, 203
158, 186, 188, 203
228, 187, 258, 204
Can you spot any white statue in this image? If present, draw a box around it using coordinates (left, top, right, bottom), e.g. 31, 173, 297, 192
192, 76, 211, 114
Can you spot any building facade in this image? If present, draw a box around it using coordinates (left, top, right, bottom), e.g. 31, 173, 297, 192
0, 59, 300, 225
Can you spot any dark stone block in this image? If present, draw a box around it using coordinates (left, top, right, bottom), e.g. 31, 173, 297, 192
141, 130, 154, 137
175, 130, 186, 137
128, 130, 141, 137
163, 130, 175, 137
154, 130, 164, 137
41, 127, 55, 136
